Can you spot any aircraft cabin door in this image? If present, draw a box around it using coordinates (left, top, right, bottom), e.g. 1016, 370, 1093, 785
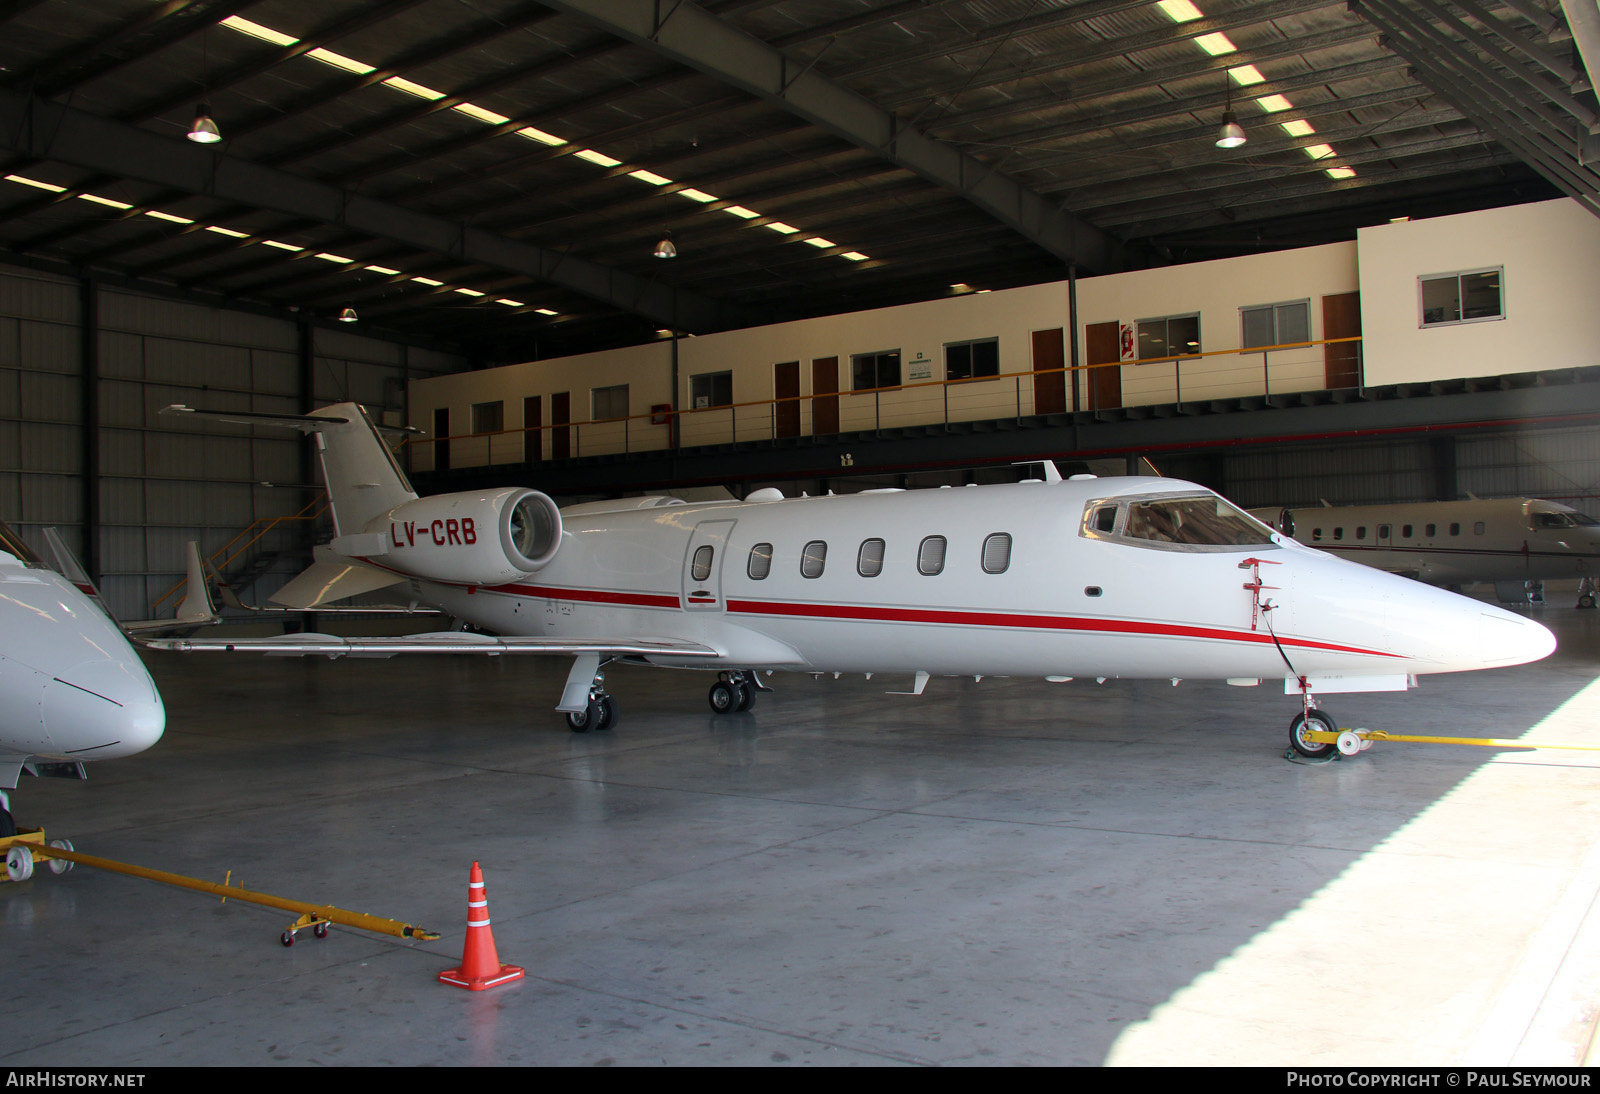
683, 519, 737, 612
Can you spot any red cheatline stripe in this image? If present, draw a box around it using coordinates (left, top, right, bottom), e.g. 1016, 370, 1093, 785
725, 598, 1400, 658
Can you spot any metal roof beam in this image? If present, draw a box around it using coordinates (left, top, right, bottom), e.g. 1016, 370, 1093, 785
539, 0, 1127, 274
0, 89, 756, 333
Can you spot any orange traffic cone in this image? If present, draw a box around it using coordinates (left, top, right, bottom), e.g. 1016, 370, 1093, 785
438, 861, 525, 991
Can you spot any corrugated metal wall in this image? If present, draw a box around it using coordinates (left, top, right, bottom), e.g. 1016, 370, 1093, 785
0, 264, 464, 620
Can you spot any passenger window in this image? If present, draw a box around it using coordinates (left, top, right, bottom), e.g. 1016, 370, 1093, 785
1450, 523, 1461, 536
857, 538, 885, 578
1356, 526, 1366, 540
1333, 527, 1343, 541
1312, 528, 1322, 541
1402, 524, 1412, 538
801, 540, 827, 578
1425, 523, 1436, 537
918, 536, 947, 576
748, 543, 772, 580
1474, 521, 1486, 535
982, 533, 1012, 574
691, 545, 714, 582
1378, 524, 1390, 538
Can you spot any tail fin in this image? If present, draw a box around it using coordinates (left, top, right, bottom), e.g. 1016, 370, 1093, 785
161, 402, 418, 537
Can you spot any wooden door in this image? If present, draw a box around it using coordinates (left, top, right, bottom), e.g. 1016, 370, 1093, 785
775, 361, 800, 438
432, 408, 450, 471
551, 392, 570, 460
1085, 321, 1122, 411
1323, 292, 1361, 389
523, 395, 542, 463
811, 357, 839, 436
1031, 328, 1066, 416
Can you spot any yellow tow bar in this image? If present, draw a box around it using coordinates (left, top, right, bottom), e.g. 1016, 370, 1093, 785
1, 829, 440, 946
1300, 728, 1600, 755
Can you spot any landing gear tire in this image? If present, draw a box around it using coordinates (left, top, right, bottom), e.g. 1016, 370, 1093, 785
709, 680, 741, 714
567, 701, 598, 733
1579, 593, 1596, 610
594, 695, 617, 732
1289, 710, 1337, 759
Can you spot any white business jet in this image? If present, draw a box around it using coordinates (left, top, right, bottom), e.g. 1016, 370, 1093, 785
0, 521, 166, 835
1249, 498, 1600, 607
150, 403, 1555, 760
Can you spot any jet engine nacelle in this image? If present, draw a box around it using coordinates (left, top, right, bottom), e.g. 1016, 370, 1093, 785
356, 487, 562, 585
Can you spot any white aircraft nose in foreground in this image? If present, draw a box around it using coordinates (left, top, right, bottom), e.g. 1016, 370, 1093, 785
0, 521, 165, 831
152, 402, 1554, 759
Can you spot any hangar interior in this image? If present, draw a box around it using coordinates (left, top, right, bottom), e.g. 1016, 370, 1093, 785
3, 0, 1600, 1068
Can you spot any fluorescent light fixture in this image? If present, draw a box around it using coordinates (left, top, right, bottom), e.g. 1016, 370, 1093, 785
314, 252, 354, 263
517, 126, 565, 146
1304, 143, 1336, 160
145, 210, 194, 223
765, 222, 800, 234
382, 76, 444, 100
1325, 166, 1357, 179
453, 104, 510, 125
1157, 0, 1204, 21
1280, 119, 1316, 137
260, 240, 304, 251
1195, 32, 1236, 55
221, 17, 298, 47
1228, 65, 1266, 86
364, 265, 402, 276
411, 276, 444, 286
677, 188, 718, 203
81, 194, 134, 209
574, 149, 622, 167
307, 48, 375, 75
5, 174, 66, 192
205, 225, 249, 238
495, 298, 524, 307
628, 169, 673, 185
805, 237, 836, 249
454, 287, 486, 297
841, 252, 869, 261
534, 308, 559, 316
722, 206, 761, 219
1255, 94, 1293, 113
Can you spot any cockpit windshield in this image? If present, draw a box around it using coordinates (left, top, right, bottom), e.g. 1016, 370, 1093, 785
1082, 492, 1277, 551
1533, 510, 1600, 530
0, 520, 43, 566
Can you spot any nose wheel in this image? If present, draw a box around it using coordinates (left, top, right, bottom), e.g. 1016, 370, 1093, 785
1288, 709, 1338, 759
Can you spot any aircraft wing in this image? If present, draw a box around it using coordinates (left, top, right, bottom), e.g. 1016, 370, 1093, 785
140, 632, 722, 660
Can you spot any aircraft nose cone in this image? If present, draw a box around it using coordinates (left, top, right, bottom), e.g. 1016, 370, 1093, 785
1476, 607, 1557, 667
44, 658, 166, 761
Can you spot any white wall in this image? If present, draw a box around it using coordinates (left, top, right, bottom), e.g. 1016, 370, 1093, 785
1358, 199, 1600, 385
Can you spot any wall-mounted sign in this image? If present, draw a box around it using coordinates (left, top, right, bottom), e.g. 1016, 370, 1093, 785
908, 352, 933, 380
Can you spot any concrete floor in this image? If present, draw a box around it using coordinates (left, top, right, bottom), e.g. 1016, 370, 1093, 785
4, 603, 1600, 1067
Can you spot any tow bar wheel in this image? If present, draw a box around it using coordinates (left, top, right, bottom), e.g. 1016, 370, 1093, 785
1289, 710, 1338, 759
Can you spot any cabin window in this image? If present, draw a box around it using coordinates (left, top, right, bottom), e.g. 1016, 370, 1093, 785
1312, 528, 1322, 541
801, 540, 827, 578
918, 536, 947, 576
982, 533, 1013, 574
852, 350, 901, 390
1474, 521, 1486, 535
1378, 524, 1390, 539
470, 401, 503, 433
1402, 524, 1412, 538
691, 545, 714, 582
1426, 523, 1437, 537
748, 543, 773, 580
1333, 527, 1344, 541
1240, 300, 1310, 349
857, 538, 885, 578
1356, 526, 1366, 540
1420, 267, 1504, 327
1123, 496, 1275, 547
945, 338, 999, 381
1450, 523, 1461, 536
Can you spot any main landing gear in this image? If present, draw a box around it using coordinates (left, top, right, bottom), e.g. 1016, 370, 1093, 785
566, 670, 617, 733
708, 670, 760, 714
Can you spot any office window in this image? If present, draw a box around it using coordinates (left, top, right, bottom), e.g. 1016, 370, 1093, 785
946, 338, 999, 381
592, 384, 628, 420
690, 371, 732, 409
1136, 314, 1200, 360
982, 533, 1013, 574
857, 538, 885, 578
852, 350, 901, 390
1420, 268, 1503, 326
801, 540, 827, 578
1241, 301, 1310, 348
470, 401, 503, 433
918, 535, 947, 576
748, 543, 773, 580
